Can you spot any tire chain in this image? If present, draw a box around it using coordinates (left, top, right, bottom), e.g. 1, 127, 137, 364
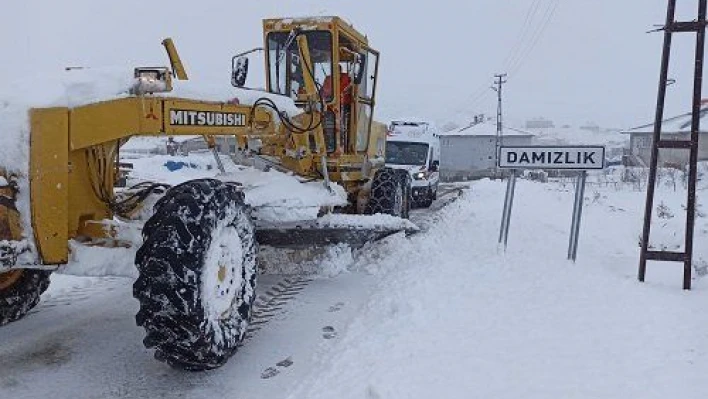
134, 178, 257, 370
365, 168, 411, 218
0, 270, 51, 326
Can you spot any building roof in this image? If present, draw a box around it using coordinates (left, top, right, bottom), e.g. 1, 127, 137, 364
440, 121, 534, 138
527, 126, 626, 147
622, 108, 708, 135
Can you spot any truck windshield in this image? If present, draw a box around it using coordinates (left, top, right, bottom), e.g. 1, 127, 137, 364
386, 142, 429, 166
267, 31, 333, 100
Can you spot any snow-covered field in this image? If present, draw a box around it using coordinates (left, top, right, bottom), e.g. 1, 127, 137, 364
290, 177, 708, 399
2, 170, 707, 398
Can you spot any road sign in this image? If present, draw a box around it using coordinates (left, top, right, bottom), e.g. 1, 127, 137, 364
497, 145, 605, 261
499, 146, 605, 170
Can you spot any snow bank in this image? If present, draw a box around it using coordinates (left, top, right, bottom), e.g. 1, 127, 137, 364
588, 165, 708, 261
316, 213, 417, 231
61, 241, 138, 279
120, 135, 201, 154
290, 179, 708, 399
258, 244, 355, 277
0, 103, 36, 262
124, 152, 348, 223
0, 66, 134, 109
169, 80, 300, 116
0, 66, 298, 112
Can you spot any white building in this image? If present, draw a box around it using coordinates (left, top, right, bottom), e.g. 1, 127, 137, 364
439, 122, 533, 181
525, 117, 555, 129
622, 110, 708, 167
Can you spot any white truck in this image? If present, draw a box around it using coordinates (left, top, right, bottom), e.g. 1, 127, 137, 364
385, 120, 441, 208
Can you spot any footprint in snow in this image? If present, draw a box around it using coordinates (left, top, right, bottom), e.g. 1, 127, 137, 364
328, 302, 345, 312
322, 326, 338, 339
261, 367, 280, 379
276, 357, 294, 368
261, 357, 294, 379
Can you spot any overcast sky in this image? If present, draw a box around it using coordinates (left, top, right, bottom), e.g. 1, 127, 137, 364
1, 0, 705, 129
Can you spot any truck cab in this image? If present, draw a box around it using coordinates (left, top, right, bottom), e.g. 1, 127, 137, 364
385, 120, 440, 207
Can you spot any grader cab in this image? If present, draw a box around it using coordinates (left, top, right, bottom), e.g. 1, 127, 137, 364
0, 16, 412, 370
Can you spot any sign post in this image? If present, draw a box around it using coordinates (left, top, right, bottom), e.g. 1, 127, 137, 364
498, 169, 517, 249
567, 170, 588, 262
497, 145, 605, 260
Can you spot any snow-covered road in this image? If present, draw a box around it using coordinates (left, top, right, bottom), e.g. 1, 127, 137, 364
0, 272, 379, 399
0, 187, 457, 399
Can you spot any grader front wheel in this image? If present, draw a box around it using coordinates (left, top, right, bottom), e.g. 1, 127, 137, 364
133, 179, 257, 371
0, 270, 51, 326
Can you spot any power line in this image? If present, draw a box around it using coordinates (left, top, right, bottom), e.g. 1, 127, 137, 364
456, 0, 560, 118
454, 1, 543, 114
463, 0, 545, 111
508, 0, 560, 77
503, 0, 546, 71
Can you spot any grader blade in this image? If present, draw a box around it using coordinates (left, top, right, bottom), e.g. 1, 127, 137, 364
255, 221, 414, 249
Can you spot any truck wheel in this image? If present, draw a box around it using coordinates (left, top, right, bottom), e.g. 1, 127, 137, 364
0, 270, 51, 326
397, 170, 412, 219
365, 168, 411, 218
134, 179, 257, 371
420, 190, 434, 208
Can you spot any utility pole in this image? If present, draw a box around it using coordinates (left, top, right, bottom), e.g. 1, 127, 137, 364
492, 73, 508, 175
638, 0, 705, 290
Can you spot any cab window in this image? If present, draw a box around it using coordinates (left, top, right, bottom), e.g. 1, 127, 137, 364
267, 31, 333, 100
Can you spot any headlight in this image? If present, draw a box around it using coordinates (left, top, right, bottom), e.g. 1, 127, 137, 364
130, 67, 172, 95
414, 172, 426, 180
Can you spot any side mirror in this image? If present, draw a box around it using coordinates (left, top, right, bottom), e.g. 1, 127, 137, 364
430, 160, 439, 172
231, 56, 249, 88
352, 55, 366, 85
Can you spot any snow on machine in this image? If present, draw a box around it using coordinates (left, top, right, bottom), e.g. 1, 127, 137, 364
0, 16, 414, 370
385, 120, 441, 207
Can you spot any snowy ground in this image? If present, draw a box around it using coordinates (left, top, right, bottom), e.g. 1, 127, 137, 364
2, 173, 707, 399
289, 177, 708, 399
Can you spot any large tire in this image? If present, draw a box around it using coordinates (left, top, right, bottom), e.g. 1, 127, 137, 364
398, 170, 412, 219
419, 190, 434, 208
0, 270, 51, 326
134, 179, 257, 371
365, 168, 411, 219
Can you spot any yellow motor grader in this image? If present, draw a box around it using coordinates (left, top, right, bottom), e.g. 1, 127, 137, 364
0, 16, 412, 370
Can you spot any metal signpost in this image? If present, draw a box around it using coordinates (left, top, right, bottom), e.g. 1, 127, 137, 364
498, 169, 517, 249
497, 145, 606, 261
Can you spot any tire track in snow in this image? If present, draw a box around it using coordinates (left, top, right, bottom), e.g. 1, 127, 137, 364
241, 275, 313, 343
409, 186, 465, 233
29, 276, 128, 313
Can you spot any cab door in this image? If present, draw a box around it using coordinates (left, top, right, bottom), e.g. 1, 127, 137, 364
354, 48, 379, 154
